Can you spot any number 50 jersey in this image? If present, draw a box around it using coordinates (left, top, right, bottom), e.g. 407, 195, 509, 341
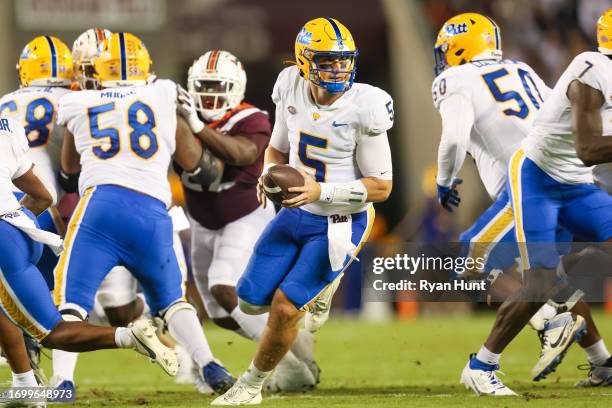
57, 80, 177, 207
432, 59, 549, 199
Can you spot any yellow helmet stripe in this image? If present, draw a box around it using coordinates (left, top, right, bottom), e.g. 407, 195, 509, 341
324, 17, 344, 46
44, 36, 58, 77
118, 32, 127, 80
485, 17, 500, 50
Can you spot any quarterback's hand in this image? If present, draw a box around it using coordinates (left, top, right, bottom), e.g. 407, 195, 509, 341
437, 178, 462, 212
283, 170, 321, 208
176, 84, 205, 134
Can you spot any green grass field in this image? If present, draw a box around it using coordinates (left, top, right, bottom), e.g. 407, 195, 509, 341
2, 311, 612, 407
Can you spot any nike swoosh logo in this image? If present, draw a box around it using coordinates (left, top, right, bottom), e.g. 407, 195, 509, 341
549, 323, 572, 348
332, 121, 348, 127
133, 333, 157, 359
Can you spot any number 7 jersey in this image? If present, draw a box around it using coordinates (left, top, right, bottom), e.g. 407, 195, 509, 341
522, 51, 612, 184
57, 80, 178, 207
432, 59, 549, 199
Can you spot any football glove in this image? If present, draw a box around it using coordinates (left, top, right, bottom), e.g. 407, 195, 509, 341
176, 83, 205, 134
437, 178, 462, 212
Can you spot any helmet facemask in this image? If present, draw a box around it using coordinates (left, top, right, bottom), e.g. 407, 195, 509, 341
189, 79, 240, 121
75, 60, 100, 90
303, 50, 358, 94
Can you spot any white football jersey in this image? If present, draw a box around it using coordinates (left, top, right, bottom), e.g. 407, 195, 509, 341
523, 52, 612, 184
432, 59, 549, 199
271, 66, 393, 216
0, 118, 32, 214
57, 80, 178, 207
0, 86, 70, 197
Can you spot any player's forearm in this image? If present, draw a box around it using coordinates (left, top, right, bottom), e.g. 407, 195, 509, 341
195, 127, 258, 166
436, 138, 466, 186
263, 145, 289, 168
13, 168, 53, 215
361, 177, 392, 202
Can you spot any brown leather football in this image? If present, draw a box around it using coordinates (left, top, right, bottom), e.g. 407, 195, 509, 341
263, 165, 305, 206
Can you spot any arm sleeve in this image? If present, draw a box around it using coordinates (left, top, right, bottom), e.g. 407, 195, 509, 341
356, 132, 392, 180
435, 92, 474, 187
270, 102, 290, 154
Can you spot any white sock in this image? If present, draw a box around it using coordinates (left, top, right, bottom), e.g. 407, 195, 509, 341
241, 361, 270, 389
167, 308, 214, 367
230, 307, 267, 341
290, 329, 314, 363
476, 346, 501, 366
114, 327, 135, 349
52, 349, 79, 382
540, 303, 557, 320
12, 370, 38, 387
584, 339, 611, 366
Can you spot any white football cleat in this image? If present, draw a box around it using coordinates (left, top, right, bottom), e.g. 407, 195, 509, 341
532, 312, 586, 381
460, 355, 518, 396
266, 351, 317, 392
211, 376, 262, 406
304, 274, 343, 333
128, 319, 178, 376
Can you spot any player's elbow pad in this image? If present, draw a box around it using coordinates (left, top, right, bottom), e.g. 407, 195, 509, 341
184, 149, 219, 186
58, 169, 80, 193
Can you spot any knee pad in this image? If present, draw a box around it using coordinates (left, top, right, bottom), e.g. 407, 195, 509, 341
238, 298, 269, 315
58, 303, 88, 322
160, 300, 196, 325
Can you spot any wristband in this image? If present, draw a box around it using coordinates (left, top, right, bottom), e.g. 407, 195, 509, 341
318, 180, 367, 204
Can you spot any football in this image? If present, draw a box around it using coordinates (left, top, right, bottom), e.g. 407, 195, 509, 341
263, 165, 305, 206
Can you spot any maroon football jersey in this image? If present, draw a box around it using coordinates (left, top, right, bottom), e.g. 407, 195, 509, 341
183, 103, 271, 230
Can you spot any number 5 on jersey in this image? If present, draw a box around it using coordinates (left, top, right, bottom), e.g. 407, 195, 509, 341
88, 101, 158, 160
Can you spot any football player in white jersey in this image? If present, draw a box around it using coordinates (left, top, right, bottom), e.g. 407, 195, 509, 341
176, 49, 318, 392
432, 13, 612, 395
462, 8, 612, 393
0, 117, 178, 402
199, 18, 393, 405
54, 32, 235, 394
0, 34, 75, 386
50, 27, 190, 393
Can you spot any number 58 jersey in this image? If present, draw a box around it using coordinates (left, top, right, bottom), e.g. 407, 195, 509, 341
432, 59, 549, 199
57, 80, 178, 207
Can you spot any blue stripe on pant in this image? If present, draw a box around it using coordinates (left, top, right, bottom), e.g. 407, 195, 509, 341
0, 209, 61, 341
237, 207, 373, 310
54, 185, 183, 315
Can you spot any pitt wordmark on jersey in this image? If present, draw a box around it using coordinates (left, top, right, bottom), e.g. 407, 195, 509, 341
57, 80, 178, 207
0, 86, 70, 195
522, 51, 612, 184
432, 59, 549, 199
271, 65, 394, 216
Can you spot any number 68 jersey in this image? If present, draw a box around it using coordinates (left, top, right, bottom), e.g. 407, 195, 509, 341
432, 59, 549, 199
57, 79, 178, 207
0, 86, 71, 196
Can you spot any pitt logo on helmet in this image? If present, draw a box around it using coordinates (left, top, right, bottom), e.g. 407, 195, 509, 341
597, 8, 612, 55
434, 13, 502, 76
294, 17, 358, 94
93, 32, 152, 87
18, 36, 73, 87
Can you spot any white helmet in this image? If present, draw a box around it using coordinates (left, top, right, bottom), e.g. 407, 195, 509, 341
72, 28, 112, 89
187, 50, 246, 122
